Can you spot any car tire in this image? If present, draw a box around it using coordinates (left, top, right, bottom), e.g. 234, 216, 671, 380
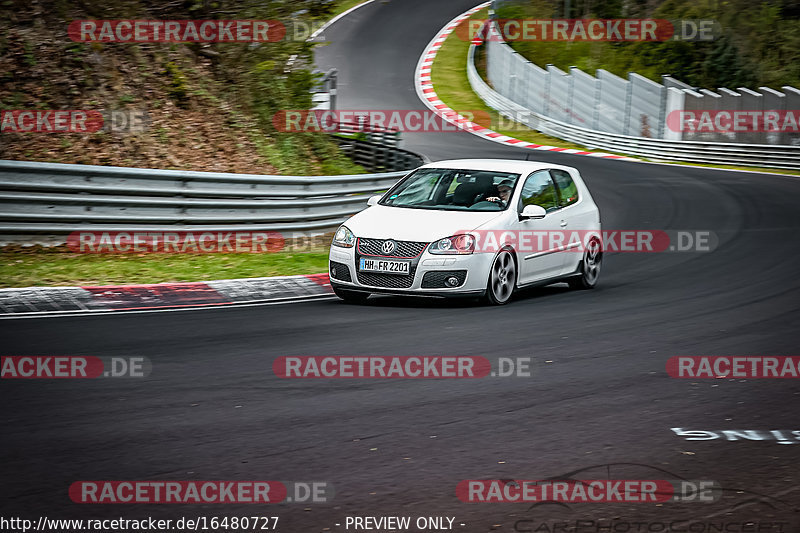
484, 249, 516, 305
568, 237, 602, 290
333, 287, 370, 304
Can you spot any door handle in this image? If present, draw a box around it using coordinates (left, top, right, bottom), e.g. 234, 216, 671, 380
560, 220, 568, 227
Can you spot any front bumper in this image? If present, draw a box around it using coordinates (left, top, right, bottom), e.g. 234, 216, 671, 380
329, 242, 493, 296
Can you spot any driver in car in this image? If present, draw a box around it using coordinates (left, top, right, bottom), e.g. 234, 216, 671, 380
486, 180, 513, 205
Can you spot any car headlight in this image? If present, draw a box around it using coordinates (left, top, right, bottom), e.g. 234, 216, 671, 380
428, 234, 475, 255
332, 225, 356, 248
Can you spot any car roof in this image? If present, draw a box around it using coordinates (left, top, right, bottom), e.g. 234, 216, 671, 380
419, 158, 577, 175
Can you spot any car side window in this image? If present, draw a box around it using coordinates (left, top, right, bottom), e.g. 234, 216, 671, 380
551, 169, 579, 207
518, 170, 558, 212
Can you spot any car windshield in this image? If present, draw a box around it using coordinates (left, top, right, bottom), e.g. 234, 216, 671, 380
379, 168, 521, 211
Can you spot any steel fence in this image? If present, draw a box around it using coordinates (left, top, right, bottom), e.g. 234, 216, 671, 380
467, 45, 800, 170
481, 13, 800, 149
0, 159, 416, 239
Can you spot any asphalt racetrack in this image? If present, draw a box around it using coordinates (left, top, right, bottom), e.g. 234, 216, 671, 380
2, 1, 799, 531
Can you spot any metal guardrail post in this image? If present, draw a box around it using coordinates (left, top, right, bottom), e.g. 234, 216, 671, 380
623, 73, 633, 136
328, 69, 337, 111
543, 64, 552, 117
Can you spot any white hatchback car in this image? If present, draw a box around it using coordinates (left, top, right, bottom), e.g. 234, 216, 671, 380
328, 159, 601, 305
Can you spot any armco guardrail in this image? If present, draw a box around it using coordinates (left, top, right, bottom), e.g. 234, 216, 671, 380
332, 137, 421, 169
468, 45, 800, 170
335, 135, 423, 170
0, 160, 415, 238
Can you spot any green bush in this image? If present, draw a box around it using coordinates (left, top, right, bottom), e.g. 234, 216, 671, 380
498, 0, 800, 88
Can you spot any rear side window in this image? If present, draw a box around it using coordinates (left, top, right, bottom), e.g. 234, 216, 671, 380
518, 170, 558, 212
551, 169, 579, 207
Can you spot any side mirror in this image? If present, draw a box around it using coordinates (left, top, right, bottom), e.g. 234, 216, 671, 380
367, 194, 382, 206
519, 204, 546, 220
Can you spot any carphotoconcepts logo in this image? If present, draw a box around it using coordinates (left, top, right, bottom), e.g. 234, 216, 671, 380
67, 231, 285, 254
460, 19, 720, 42
0, 356, 151, 379
68, 481, 332, 504
667, 356, 800, 378
667, 110, 800, 133
515, 520, 791, 532
456, 479, 721, 503
1, 110, 148, 133
273, 356, 536, 379
272, 110, 491, 133
68, 20, 286, 42
461, 230, 717, 254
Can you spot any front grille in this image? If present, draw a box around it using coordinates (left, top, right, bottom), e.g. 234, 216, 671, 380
357, 238, 428, 258
421, 270, 468, 288
357, 267, 417, 289
329, 261, 352, 282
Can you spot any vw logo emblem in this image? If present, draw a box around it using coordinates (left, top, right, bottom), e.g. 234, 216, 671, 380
381, 240, 397, 255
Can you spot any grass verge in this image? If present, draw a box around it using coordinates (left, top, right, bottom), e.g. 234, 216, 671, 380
0, 247, 329, 289
430, 9, 800, 176
327, 0, 373, 22
430, 9, 590, 151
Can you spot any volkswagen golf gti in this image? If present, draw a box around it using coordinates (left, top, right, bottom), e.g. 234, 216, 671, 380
328, 159, 602, 305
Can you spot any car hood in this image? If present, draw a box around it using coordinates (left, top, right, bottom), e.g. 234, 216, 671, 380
344, 204, 503, 242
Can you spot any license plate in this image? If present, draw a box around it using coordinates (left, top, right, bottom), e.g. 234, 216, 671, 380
359, 258, 410, 275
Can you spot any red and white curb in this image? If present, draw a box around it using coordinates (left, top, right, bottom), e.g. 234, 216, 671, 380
413, 2, 637, 161
0, 274, 333, 317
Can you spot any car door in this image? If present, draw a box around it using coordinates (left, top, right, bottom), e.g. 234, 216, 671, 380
549, 168, 585, 275
514, 170, 567, 285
